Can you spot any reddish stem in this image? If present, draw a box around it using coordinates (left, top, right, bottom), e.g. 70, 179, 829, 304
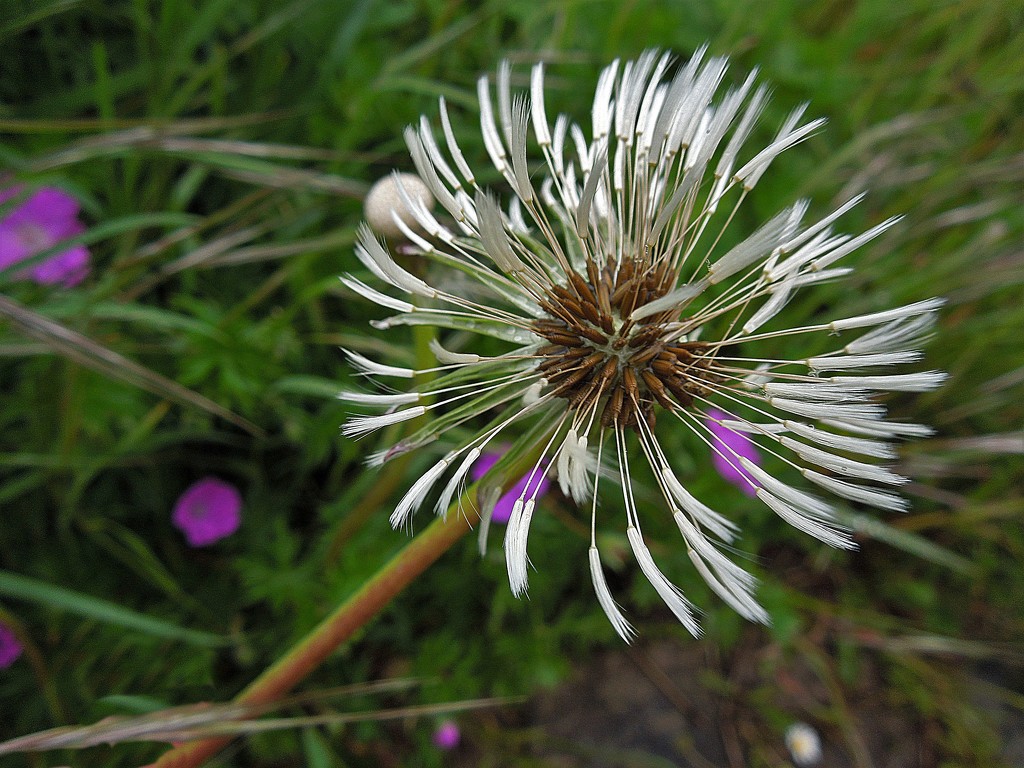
149, 507, 478, 768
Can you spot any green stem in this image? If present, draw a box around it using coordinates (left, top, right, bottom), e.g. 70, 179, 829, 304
148, 505, 479, 768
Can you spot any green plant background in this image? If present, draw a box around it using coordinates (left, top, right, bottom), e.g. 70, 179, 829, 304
1, 0, 1021, 766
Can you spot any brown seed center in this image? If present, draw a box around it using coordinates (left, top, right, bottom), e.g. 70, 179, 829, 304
531, 258, 715, 431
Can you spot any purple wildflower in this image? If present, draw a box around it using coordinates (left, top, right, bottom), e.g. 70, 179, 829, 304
0, 185, 90, 287
431, 720, 460, 750
0, 621, 23, 669
172, 477, 242, 547
471, 450, 551, 524
706, 408, 762, 496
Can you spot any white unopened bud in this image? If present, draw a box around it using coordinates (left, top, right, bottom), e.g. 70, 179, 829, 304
364, 173, 434, 239
785, 722, 822, 766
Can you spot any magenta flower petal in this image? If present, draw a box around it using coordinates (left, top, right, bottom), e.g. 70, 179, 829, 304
496, 468, 551, 523
172, 477, 242, 547
470, 451, 500, 481
471, 450, 552, 524
0, 228, 31, 271
0, 622, 23, 669
18, 186, 82, 224
30, 244, 91, 286
706, 408, 762, 496
432, 720, 460, 750
0, 185, 90, 287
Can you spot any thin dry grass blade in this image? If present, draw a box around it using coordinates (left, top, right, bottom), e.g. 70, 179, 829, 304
215, 165, 368, 196
123, 208, 342, 297
853, 632, 1024, 663
0, 112, 294, 135
156, 698, 517, 740
832, 507, 977, 575
22, 130, 366, 197
0, 703, 251, 754
28, 134, 351, 172
140, 137, 343, 160
124, 189, 275, 268
929, 432, 1024, 454
0, 680, 513, 755
200, 229, 355, 268
154, 224, 274, 276
0, 295, 262, 436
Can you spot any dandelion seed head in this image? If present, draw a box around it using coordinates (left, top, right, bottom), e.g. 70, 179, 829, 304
342, 49, 944, 639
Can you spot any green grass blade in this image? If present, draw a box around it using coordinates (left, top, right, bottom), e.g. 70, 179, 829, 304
0, 571, 226, 648
271, 375, 344, 399
0, 0, 83, 39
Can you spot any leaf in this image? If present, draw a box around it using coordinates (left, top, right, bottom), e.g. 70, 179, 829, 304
301, 728, 336, 768
0, 571, 226, 648
378, 9, 486, 78
80, 517, 200, 611
75, 302, 218, 337
0, 0, 84, 39
0, 294, 262, 436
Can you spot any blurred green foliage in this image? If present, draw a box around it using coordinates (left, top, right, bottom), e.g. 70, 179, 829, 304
0, 0, 1022, 765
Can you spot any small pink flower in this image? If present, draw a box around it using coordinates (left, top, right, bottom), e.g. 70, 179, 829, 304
706, 408, 762, 496
0, 185, 90, 287
471, 451, 551, 523
431, 720, 460, 750
172, 477, 242, 547
0, 621, 23, 669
